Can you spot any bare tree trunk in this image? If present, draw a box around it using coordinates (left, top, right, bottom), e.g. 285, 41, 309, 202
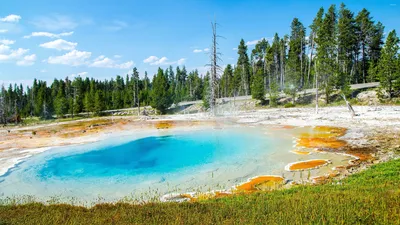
315, 61, 319, 114
210, 20, 220, 116
362, 43, 366, 83
225, 70, 228, 97
263, 57, 267, 92
280, 47, 284, 89
300, 38, 304, 88
242, 64, 248, 96
308, 33, 314, 88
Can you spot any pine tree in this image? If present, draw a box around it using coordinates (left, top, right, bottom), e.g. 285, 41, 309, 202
55, 82, 67, 118
112, 76, 124, 109
251, 39, 269, 90
269, 79, 279, 107
271, 33, 281, 86
151, 68, 172, 114
140, 72, 151, 106
316, 4, 338, 104
286, 18, 306, 102
377, 30, 399, 99
0, 85, 5, 124
308, 7, 324, 88
174, 66, 182, 104
237, 39, 251, 95
356, 8, 374, 83
368, 22, 385, 82
220, 64, 234, 97
280, 35, 289, 89
202, 71, 211, 109
131, 67, 140, 107
337, 3, 356, 96
251, 69, 266, 102
94, 90, 105, 115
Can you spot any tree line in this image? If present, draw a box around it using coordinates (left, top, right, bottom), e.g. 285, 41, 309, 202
1, 3, 399, 123
0, 66, 206, 122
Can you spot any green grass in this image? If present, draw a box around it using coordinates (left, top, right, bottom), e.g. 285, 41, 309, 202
0, 159, 399, 224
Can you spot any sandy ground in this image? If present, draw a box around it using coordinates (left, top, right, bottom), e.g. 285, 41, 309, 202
0, 105, 399, 203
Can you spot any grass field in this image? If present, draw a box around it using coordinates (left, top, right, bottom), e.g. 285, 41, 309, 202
0, 159, 399, 224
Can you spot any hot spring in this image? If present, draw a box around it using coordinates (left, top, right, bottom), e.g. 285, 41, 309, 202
0, 124, 337, 204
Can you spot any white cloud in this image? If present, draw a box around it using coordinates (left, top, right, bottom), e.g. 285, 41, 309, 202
117, 61, 134, 69
245, 37, 273, 46
46, 50, 91, 66
39, 39, 77, 51
0, 48, 29, 61
0, 47, 34, 66
0, 14, 21, 23
90, 56, 134, 69
16, 54, 37, 66
0, 44, 10, 54
233, 48, 238, 51
143, 56, 186, 66
143, 56, 159, 63
40, 69, 47, 73
103, 20, 128, 31
0, 39, 15, 45
31, 15, 78, 31
23, 31, 74, 39
114, 54, 122, 58
0, 29, 7, 33
94, 55, 105, 61
193, 48, 210, 53
151, 56, 168, 65
177, 58, 186, 65
246, 39, 260, 46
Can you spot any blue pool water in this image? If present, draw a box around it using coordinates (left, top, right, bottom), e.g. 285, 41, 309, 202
0, 127, 294, 203
39, 129, 261, 179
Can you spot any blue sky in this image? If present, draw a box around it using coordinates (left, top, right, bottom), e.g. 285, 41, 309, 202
0, 0, 399, 87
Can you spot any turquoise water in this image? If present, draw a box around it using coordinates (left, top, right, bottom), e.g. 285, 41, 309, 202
0, 127, 293, 203
39, 129, 262, 179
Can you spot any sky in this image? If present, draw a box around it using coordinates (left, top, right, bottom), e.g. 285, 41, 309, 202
0, 0, 399, 88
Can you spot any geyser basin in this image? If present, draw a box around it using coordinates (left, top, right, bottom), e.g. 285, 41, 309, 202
0, 125, 349, 204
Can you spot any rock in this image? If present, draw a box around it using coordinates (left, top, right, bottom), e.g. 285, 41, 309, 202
278, 97, 291, 104
356, 90, 380, 105
373, 160, 380, 164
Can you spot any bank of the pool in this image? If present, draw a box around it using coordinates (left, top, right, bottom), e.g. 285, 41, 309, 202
0, 159, 398, 224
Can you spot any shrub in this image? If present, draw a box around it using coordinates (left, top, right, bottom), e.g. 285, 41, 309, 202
284, 102, 295, 108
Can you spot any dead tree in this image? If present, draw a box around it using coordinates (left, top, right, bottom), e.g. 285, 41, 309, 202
208, 20, 223, 116
315, 61, 319, 114
341, 93, 356, 117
